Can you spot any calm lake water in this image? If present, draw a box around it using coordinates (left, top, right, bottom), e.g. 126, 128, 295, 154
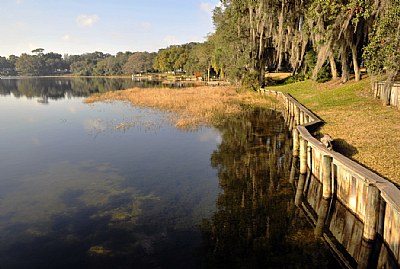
0, 78, 339, 268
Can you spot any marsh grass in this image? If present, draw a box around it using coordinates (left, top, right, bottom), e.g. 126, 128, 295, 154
270, 78, 400, 184
85, 86, 279, 129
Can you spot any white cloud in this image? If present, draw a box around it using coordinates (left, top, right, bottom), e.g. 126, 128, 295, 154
200, 2, 214, 14
16, 0, 24, 4
76, 15, 100, 27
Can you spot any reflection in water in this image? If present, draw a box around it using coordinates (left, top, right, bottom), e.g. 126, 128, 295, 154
302, 173, 400, 268
203, 108, 340, 268
0, 77, 192, 100
0, 81, 347, 268
0, 91, 220, 269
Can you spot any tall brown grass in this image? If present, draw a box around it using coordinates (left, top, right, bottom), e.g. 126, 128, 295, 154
85, 86, 278, 129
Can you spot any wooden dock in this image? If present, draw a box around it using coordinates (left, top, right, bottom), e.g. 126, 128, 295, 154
259, 88, 400, 268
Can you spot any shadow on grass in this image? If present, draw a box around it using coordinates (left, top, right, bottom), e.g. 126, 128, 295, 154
332, 139, 359, 158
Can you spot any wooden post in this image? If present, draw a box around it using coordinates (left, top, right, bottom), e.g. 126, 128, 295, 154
295, 107, 300, 126
299, 111, 304, 125
292, 128, 300, 157
295, 173, 306, 207
357, 239, 375, 269
289, 156, 298, 184
307, 145, 312, 172
377, 199, 386, 236
363, 184, 380, 241
286, 99, 290, 116
290, 102, 294, 117
322, 155, 332, 199
288, 116, 293, 131
315, 198, 330, 237
299, 137, 308, 175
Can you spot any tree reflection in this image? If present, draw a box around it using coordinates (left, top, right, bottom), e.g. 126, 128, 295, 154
203, 108, 339, 268
0, 77, 168, 100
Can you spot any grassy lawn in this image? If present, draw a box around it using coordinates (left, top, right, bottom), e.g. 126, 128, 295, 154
268, 79, 400, 185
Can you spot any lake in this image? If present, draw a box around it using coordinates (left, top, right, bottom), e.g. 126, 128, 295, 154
0, 78, 340, 268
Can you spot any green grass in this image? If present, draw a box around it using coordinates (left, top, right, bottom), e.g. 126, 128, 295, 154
269, 79, 370, 110
267, 78, 400, 185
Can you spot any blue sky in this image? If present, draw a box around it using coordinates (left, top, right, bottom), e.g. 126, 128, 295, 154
0, 0, 220, 57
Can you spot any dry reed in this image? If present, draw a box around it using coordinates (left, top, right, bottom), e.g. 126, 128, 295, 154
85, 86, 278, 129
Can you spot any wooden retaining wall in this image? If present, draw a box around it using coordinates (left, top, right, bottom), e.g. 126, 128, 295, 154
259, 88, 400, 267
373, 81, 400, 109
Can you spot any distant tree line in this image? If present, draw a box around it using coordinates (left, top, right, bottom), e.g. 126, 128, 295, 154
2, 0, 398, 91
0, 49, 157, 77
0, 44, 215, 80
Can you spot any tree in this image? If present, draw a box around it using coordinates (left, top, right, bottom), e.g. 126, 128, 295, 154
364, 0, 400, 104
209, 0, 311, 88
0, 56, 16, 76
153, 48, 173, 72
32, 48, 45, 56
123, 52, 156, 74
153, 44, 196, 73
43, 52, 68, 75
15, 53, 43, 75
184, 42, 213, 79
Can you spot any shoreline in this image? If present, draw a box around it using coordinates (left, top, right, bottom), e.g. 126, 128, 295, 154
268, 78, 400, 185
86, 80, 400, 185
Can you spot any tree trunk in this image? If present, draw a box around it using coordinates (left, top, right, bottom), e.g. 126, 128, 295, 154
312, 43, 330, 80
329, 52, 338, 79
259, 58, 266, 86
340, 45, 349, 83
276, 1, 285, 71
350, 44, 361, 81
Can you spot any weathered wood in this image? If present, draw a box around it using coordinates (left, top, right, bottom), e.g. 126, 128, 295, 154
289, 156, 298, 184
295, 107, 300, 125
357, 239, 375, 269
260, 88, 400, 266
295, 173, 306, 207
299, 110, 304, 125
288, 115, 294, 131
322, 155, 333, 199
315, 198, 330, 237
363, 184, 380, 241
374, 81, 400, 109
292, 128, 299, 156
299, 138, 308, 174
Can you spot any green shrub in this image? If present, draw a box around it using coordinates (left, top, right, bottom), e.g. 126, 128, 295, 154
241, 71, 260, 91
